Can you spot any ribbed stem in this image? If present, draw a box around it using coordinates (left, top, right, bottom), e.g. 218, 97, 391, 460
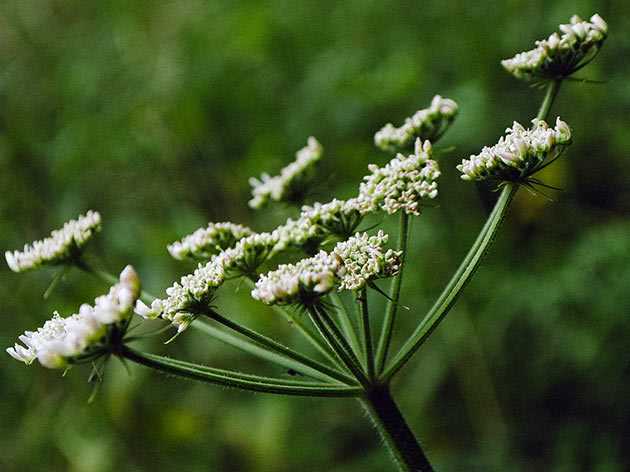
361, 386, 433, 471
119, 345, 362, 397
376, 211, 409, 373
207, 310, 356, 385
357, 288, 375, 381
329, 291, 362, 362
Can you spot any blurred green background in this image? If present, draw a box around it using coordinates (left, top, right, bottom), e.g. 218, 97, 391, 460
1, 0, 629, 470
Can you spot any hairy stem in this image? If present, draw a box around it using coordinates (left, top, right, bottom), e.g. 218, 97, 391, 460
361, 386, 434, 471
329, 291, 363, 363
376, 211, 409, 373
357, 288, 375, 381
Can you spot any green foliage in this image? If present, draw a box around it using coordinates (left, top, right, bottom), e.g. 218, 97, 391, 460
1, 0, 629, 470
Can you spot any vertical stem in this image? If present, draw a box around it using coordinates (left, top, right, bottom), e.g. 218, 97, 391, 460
537, 79, 562, 121
361, 386, 434, 471
376, 211, 409, 373
357, 288, 375, 381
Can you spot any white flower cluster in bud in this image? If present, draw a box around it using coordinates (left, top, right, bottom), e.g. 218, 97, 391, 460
168, 222, 253, 261
332, 231, 402, 291
374, 95, 458, 152
251, 231, 400, 305
135, 258, 225, 332
502, 14, 608, 81
249, 137, 323, 209
299, 198, 368, 239
5, 211, 101, 272
457, 118, 572, 182
139, 232, 283, 331
358, 139, 440, 215
7, 266, 140, 369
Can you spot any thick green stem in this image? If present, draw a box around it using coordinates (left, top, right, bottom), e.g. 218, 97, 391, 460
357, 288, 375, 381
361, 386, 433, 471
207, 310, 356, 385
119, 345, 362, 397
376, 211, 409, 373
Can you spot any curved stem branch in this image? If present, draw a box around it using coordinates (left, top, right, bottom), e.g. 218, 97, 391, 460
118, 345, 362, 397
329, 291, 362, 362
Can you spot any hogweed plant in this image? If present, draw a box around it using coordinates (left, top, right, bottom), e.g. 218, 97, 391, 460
5, 13, 608, 471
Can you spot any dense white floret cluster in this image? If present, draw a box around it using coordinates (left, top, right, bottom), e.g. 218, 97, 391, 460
457, 118, 572, 182
7, 266, 140, 369
5, 211, 101, 272
374, 95, 458, 152
251, 231, 400, 305
358, 139, 440, 215
502, 14, 608, 81
168, 222, 253, 261
220, 232, 282, 275
135, 258, 225, 332
300, 198, 367, 238
249, 137, 323, 209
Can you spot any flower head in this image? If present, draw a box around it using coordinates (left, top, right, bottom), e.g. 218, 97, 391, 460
374, 95, 458, 152
359, 139, 440, 215
135, 257, 225, 332
168, 222, 253, 261
457, 118, 572, 182
251, 231, 400, 306
5, 211, 101, 272
7, 266, 140, 369
502, 14, 608, 81
249, 137, 323, 209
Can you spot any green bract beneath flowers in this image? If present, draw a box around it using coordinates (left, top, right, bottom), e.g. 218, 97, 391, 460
5, 211, 101, 273
249, 137, 323, 209
358, 138, 440, 215
251, 231, 401, 306
374, 95, 458, 152
501, 14, 607, 81
457, 118, 571, 182
168, 222, 253, 261
7, 266, 140, 369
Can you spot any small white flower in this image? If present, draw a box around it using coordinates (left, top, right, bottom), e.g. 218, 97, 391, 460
375, 95, 458, 152
5, 211, 101, 272
251, 231, 401, 305
249, 137, 323, 209
359, 139, 441, 215
168, 222, 253, 261
502, 14, 608, 81
457, 118, 572, 182
7, 266, 140, 369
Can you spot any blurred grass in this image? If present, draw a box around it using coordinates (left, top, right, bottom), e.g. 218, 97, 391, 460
1, 0, 629, 470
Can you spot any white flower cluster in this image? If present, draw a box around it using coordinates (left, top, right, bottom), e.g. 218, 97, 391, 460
5, 211, 101, 273
249, 137, 323, 209
374, 95, 458, 152
300, 198, 367, 239
7, 266, 140, 369
457, 118, 572, 182
358, 139, 440, 215
332, 231, 402, 291
168, 222, 253, 261
501, 14, 608, 81
135, 258, 225, 332
251, 231, 400, 305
